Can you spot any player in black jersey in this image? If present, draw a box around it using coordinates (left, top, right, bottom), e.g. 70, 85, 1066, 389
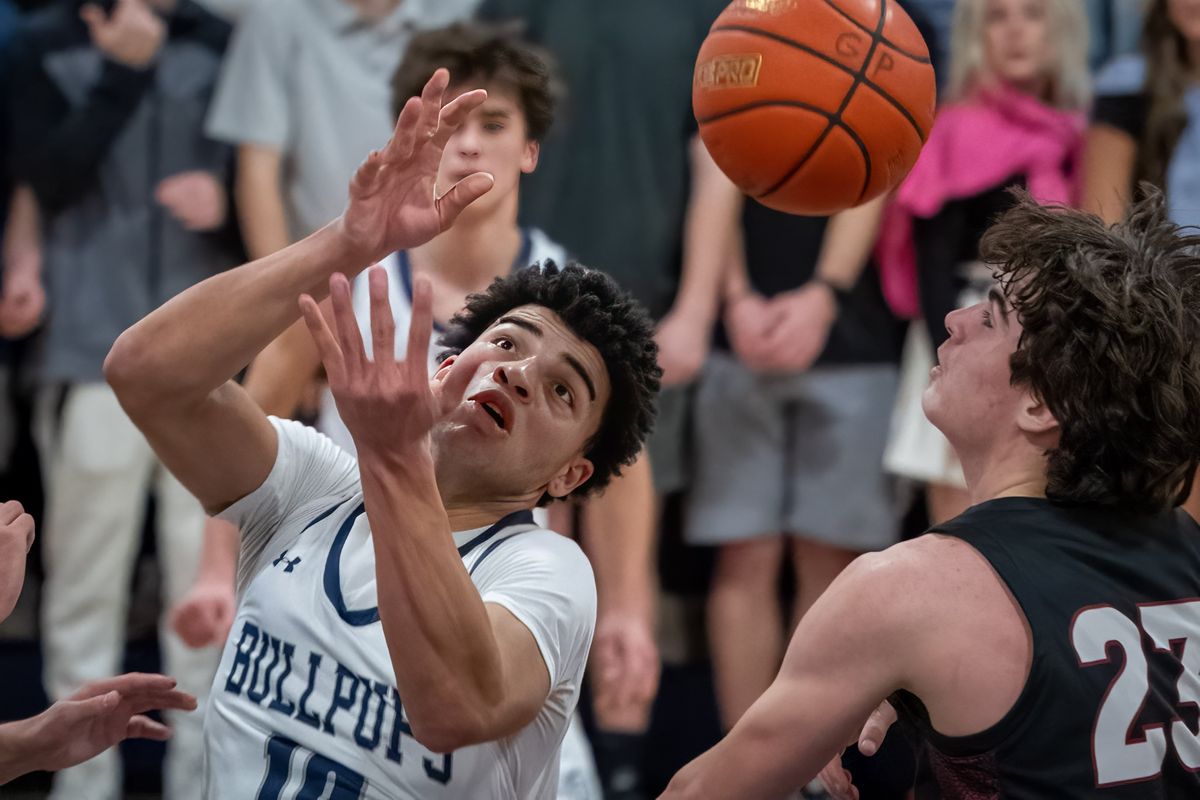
661, 188, 1200, 800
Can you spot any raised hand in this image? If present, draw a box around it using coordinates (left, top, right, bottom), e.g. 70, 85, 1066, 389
335, 69, 494, 266
300, 267, 469, 459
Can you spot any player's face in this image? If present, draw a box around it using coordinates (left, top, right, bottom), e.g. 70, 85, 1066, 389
923, 287, 1028, 451
427, 304, 610, 504
982, 0, 1052, 92
1168, 0, 1200, 45
436, 83, 538, 218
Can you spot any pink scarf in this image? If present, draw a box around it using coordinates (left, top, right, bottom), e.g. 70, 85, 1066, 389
876, 85, 1086, 318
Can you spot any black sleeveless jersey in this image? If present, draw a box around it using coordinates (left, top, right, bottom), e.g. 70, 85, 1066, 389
892, 497, 1200, 799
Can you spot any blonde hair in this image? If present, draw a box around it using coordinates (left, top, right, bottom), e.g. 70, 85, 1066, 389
946, 0, 1091, 110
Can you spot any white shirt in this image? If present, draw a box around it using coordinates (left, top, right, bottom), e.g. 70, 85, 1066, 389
318, 227, 569, 456
203, 418, 597, 799
205, 0, 479, 239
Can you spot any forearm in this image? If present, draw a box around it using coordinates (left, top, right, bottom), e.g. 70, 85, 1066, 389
105, 222, 365, 407
580, 453, 656, 616
673, 138, 744, 322
2, 185, 41, 281
0, 537, 27, 624
236, 144, 293, 260
358, 451, 504, 749
0, 718, 36, 784
196, 517, 239, 586
812, 194, 886, 290
13, 59, 154, 212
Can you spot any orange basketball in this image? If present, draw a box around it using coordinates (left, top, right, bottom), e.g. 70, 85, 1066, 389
693, 0, 936, 215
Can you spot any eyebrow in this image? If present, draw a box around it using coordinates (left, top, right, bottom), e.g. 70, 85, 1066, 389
563, 353, 597, 402
987, 287, 1011, 325
496, 315, 542, 337
481, 109, 511, 118
493, 315, 598, 402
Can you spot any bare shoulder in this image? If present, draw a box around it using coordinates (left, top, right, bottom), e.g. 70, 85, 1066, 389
855, 534, 1033, 736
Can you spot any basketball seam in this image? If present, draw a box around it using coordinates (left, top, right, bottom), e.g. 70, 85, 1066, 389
818, 0, 932, 64
712, 24, 930, 144
758, 0, 887, 203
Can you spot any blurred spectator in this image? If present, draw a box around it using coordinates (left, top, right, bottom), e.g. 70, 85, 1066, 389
880, 0, 1090, 524
0, 499, 198, 787
1082, 0, 1200, 519
474, 3, 729, 797
1084, 0, 1144, 70
686, 189, 902, 737
4, 0, 241, 797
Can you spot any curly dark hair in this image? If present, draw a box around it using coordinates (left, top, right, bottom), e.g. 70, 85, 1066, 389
436, 262, 661, 504
979, 186, 1200, 512
391, 21, 559, 141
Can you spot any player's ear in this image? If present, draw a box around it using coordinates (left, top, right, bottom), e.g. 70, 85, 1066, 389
1017, 389, 1059, 440
544, 456, 593, 500
431, 355, 457, 384
521, 139, 539, 174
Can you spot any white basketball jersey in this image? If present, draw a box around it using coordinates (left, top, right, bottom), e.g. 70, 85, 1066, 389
204, 418, 597, 799
318, 227, 568, 456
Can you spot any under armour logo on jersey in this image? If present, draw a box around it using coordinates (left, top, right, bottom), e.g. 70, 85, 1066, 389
272, 550, 301, 573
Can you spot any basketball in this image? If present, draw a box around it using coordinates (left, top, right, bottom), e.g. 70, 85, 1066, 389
693, 0, 937, 215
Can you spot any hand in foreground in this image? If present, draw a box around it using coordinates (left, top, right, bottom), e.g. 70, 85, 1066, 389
336, 68, 494, 266
156, 171, 227, 232
817, 700, 898, 800
300, 268, 471, 459
590, 608, 661, 729
171, 577, 235, 649
0, 673, 196, 784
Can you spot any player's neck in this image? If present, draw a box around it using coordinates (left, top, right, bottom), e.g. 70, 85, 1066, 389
441, 497, 537, 532
412, 195, 522, 291
960, 443, 1049, 506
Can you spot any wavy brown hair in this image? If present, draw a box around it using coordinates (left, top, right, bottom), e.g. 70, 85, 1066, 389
980, 187, 1200, 512
1137, 0, 1192, 191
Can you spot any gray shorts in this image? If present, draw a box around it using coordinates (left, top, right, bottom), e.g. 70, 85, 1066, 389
685, 352, 901, 551
645, 384, 691, 494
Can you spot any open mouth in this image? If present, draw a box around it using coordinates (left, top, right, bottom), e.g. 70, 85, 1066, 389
480, 401, 506, 430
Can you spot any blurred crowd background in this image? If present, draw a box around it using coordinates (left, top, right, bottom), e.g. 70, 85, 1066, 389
0, 0, 1192, 797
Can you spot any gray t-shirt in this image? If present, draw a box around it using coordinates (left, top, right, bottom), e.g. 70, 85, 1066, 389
206, 0, 477, 240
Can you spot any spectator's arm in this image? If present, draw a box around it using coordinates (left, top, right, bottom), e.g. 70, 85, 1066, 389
0, 500, 34, 624
655, 137, 744, 386
0, 185, 47, 339
7, 4, 163, 212
580, 452, 660, 729
812, 194, 887, 291
1080, 124, 1137, 224
234, 143, 324, 418
235, 143, 291, 260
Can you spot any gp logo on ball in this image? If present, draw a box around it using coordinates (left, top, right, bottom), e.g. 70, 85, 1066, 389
695, 54, 763, 90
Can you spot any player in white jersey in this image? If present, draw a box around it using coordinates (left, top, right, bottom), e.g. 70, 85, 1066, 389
103, 64, 661, 800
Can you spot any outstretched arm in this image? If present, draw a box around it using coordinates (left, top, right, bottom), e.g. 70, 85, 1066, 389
105, 70, 492, 512
660, 552, 916, 799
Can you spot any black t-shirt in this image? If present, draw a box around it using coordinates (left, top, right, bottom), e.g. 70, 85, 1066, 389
1092, 90, 1146, 139
715, 199, 901, 365
911, 180, 1023, 352
477, 0, 727, 319
894, 497, 1200, 799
